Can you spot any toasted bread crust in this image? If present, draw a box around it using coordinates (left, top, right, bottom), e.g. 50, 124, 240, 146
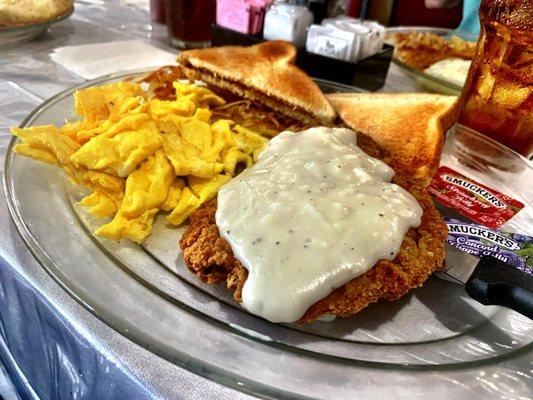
177, 41, 336, 126
327, 93, 458, 185
179, 135, 447, 323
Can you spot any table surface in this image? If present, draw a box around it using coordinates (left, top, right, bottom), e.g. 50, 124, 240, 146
0, 2, 520, 400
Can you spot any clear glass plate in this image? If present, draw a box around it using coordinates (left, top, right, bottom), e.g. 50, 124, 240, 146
0, 7, 74, 48
4, 71, 532, 399
385, 26, 478, 95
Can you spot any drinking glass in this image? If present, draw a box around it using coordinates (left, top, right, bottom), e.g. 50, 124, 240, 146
166, 0, 217, 49
457, 0, 532, 158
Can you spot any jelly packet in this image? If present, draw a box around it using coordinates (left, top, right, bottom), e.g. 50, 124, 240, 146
429, 165, 525, 229
445, 218, 533, 275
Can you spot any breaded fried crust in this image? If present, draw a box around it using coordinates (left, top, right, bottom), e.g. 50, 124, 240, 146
179, 135, 447, 323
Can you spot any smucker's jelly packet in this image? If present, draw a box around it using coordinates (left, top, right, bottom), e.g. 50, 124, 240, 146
445, 218, 533, 275
429, 166, 525, 229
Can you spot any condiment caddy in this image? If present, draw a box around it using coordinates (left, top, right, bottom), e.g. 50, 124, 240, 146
216, 1, 387, 63
211, 24, 393, 91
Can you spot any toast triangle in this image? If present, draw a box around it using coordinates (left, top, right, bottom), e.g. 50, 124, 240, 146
177, 41, 336, 126
327, 92, 458, 184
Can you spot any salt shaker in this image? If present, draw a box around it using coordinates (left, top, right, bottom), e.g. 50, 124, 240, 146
263, 0, 314, 47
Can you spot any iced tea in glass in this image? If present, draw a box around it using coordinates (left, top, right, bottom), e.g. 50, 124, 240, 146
166, 0, 216, 49
457, 0, 533, 158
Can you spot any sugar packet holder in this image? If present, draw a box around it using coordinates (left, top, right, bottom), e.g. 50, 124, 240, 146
216, 0, 272, 35
306, 25, 360, 63
307, 18, 385, 62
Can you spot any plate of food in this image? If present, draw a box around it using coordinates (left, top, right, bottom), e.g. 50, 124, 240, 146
385, 26, 478, 95
4, 41, 532, 398
0, 0, 73, 47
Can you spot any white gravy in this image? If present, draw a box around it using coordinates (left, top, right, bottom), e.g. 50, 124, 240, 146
216, 127, 422, 323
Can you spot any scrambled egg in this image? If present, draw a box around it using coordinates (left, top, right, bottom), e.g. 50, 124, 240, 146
12, 81, 268, 243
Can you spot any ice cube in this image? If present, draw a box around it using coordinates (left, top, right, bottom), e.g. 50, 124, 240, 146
477, 65, 496, 99
493, 82, 532, 109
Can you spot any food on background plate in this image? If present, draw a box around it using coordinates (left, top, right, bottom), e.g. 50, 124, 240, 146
181, 92, 455, 323
423, 58, 471, 88
0, 0, 72, 28
387, 31, 476, 70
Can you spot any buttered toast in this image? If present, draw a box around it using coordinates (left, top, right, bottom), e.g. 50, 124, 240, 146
327, 93, 458, 185
327, 93, 457, 185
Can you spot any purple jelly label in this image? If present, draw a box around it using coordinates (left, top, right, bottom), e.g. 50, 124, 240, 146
445, 218, 533, 275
